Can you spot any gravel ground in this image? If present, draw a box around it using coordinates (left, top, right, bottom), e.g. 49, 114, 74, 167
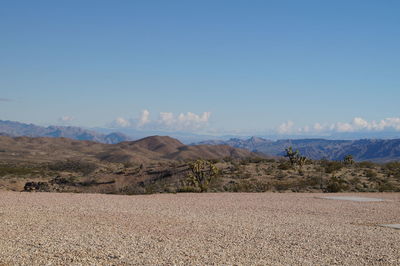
0, 192, 399, 265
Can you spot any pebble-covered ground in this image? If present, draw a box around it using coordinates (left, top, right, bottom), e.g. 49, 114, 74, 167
0, 192, 399, 265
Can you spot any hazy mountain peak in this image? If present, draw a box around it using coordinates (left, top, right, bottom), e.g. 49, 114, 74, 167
0, 120, 130, 144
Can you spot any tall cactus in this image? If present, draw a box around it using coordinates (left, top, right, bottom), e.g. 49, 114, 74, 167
285, 146, 308, 169
187, 160, 219, 192
285, 146, 300, 165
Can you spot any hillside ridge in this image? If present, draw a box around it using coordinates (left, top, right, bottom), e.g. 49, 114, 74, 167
197, 137, 400, 162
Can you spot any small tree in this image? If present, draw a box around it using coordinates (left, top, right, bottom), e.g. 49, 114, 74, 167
186, 160, 219, 192
284, 146, 308, 170
285, 147, 300, 166
297, 156, 308, 169
343, 155, 355, 165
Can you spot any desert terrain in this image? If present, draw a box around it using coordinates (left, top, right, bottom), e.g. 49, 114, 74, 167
1, 135, 400, 194
0, 192, 399, 265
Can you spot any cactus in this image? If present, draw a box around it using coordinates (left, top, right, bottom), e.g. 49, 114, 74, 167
284, 146, 308, 169
297, 156, 308, 168
343, 155, 354, 165
186, 160, 219, 192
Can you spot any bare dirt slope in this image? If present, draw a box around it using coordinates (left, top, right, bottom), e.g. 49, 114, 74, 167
0, 135, 258, 164
0, 192, 399, 265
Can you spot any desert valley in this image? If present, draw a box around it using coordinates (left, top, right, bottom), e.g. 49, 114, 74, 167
2, 1, 400, 264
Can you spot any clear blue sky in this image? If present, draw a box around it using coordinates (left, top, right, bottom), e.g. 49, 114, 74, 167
1, 1, 399, 135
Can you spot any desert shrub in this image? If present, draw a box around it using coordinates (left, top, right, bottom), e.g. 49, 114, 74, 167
275, 176, 323, 192
48, 160, 98, 175
230, 162, 242, 172
178, 186, 202, 193
144, 184, 158, 194
272, 180, 294, 191
298, 176, 323, 188
223, 157, 235, 163
24, 181, 50, 192
384, 161, 400, 179
240, 157, 273, 164
163, 186, 177, 193
325, 176, 348, 192
365, 169, 378, 178
384, 161, 400, 171
239, 159, 250, 166
209, 159, 221, 164
263, 167, 274, 175
275, 171, 287, 180
235, 171, 252, 179
349, 177, 361, 185
0, 165, 39, 176
119, 185, 146, 195
320, 160, 343, 173
356, 161, 375, 169
376, 181, 400, 192
123, 161, 136, 168
278, 161, 291, 170
224, 180, 270, 192
50, 176, 77, 185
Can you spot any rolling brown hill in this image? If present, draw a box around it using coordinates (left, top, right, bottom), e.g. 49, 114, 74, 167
1, 135, 399, 195
0, 135, 260, 164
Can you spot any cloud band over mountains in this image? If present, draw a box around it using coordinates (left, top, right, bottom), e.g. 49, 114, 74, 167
278, 117, 400, 135
111, 110, 211, 132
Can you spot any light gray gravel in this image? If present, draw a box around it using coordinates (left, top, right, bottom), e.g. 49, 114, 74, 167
0, 192, 399, 265
319, 196, 386, 202
380, 224, 400, 230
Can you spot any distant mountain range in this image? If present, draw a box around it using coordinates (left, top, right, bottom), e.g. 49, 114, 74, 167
0, 120, 130, 144
197, 137, 400, 162
2, 120, 400, 162
0, 120, 220, 144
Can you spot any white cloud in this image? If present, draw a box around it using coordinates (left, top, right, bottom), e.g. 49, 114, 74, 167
353, 117, 369, 129
111, 110, 211, 132
277, 121, 294, 134
276, 117, 400, 135
138, 109, 150, 127
158, 111, 211, 131
176, 112, 211, 129
334, 122, 354, 132
113, 117, 131, 127
313, 123, 324, 132
159, 112, 175, 127
59, 116, 74, 123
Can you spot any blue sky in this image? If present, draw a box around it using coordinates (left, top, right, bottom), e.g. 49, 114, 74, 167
1, 1, 400, 136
